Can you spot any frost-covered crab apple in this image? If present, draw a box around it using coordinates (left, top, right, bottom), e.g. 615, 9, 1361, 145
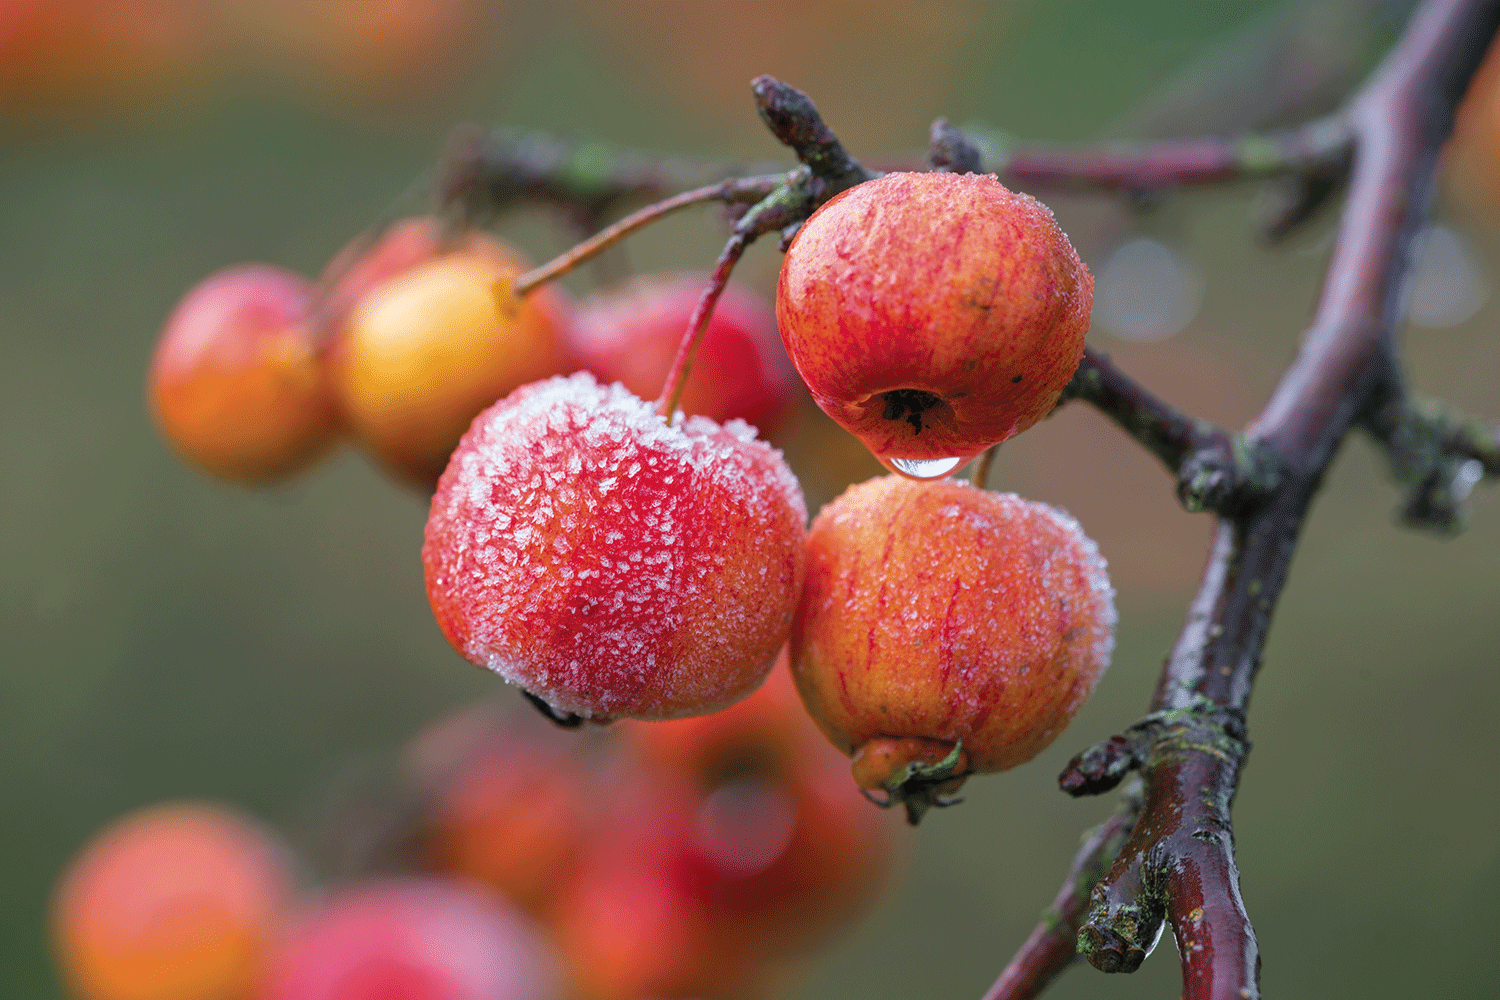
790, 476, 1115, 820
423, 373, 807, 722
776, 171, 1093, 479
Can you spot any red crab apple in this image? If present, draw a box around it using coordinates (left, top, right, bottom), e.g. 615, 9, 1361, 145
776, 170, 1093, 479
260, 879, 553, 1000
149, 264, 340, 483
549, 773, 766, 1000
570, 274, 798, 435
423, 372, 807, 722
411, 709, 593, 917
791, 475, 1115, 820
52, 801, 295, 1000
622, 651, 901, 957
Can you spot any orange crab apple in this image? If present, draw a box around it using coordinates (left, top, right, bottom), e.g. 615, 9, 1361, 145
776, 171, 1093, 479
791, 475, 1115, 820
329, 233, 575, 488
52, 801, 295, 1000
423, 372, 807, 723
149, 263, 340, 484
571, 274, 798, 435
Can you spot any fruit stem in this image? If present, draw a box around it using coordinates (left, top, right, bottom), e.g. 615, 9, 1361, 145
970, 445, 998, 489
503, 175, 782, 304
507, 182, 732, 299
654, 232, 750, 420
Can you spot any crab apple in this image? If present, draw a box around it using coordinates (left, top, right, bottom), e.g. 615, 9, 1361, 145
317, 216, 450, 334
620, 653, 901, 957
571, 274, 798, 435
52, 802, 295, 1000
260, 879, 553, 1000
548, 774, 766, 1000
791, 476, 1115, 818
329, 233, 575, 488
423, 372, 807, 723
414, 713, 593, 916
149, 264, 340, 483
776, 170, 1093, 479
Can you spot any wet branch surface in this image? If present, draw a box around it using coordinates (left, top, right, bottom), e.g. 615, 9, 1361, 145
1029, 2, 1500, 998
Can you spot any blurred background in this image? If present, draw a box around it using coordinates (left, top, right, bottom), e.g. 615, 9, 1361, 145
4, 0, 1500, 997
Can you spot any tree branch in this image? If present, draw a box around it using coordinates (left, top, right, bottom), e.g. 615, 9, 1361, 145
980, 116, 1352, 192
980, 781, 1142, 1000
990, 2, 1500, 999
1060, 348, 1281, 515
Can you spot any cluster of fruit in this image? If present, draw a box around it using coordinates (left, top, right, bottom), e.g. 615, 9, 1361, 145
149, 216, 798, 490
131, 166, 1120, 993
1, 0, 499, 118
422, 170, 1113, 812
53, 660, 902, 1000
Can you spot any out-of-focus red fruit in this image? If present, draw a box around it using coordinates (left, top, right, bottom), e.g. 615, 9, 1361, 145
1447, 35, 1500, 221
0, 0, 208, 118
585, 0, 980, 150
777, 171, 1093, 480
218, 0, 494, 100
571, 275, 798, 436
791, 476, 1116, 817
422, 372, 807, 722
416, 719, 593, 917
549, 776, 764, 1000
329, 234, 575, 488
260, 879, 553, 1000
52, 802, 294, 1000
150, 263, 341, 484
623, 654, 900, 956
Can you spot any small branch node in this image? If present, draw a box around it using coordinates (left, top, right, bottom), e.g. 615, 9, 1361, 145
751, 75, 875, 192
929, 118, 985, 174
1363, 393, 1500, 534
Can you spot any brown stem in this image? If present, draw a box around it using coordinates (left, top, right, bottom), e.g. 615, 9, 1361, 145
1061, 348, 1280, 515
508, 177, 777, 298
656, 233, 751, 419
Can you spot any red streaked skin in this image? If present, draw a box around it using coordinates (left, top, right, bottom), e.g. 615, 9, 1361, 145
791, 476, 1116, 793
423, 372, 807, 722
149, 264, 340, 484
329, 234, 576, 488
776, 171, 1093, 476
51, 802, 295, 1000
570, 274, 798, 436
260, 879, 553, 1000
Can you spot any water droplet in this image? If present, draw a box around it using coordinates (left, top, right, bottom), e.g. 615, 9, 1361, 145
1143, 917, 1167, 959
693, 780, 796, 877
1406, 224, 1489, 328
1095, 238, 1203, 343
887, 455, 963, 479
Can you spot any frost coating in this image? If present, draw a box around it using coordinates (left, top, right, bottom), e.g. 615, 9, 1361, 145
424, 372, 807, 721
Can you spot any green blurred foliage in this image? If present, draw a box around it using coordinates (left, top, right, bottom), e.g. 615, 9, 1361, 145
3, 1, 1497, 997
